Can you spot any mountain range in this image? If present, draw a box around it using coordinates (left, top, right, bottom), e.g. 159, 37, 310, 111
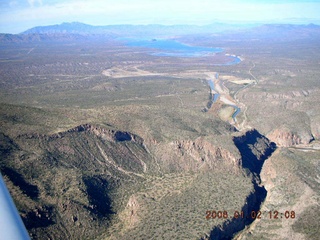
1, 22, 320, 43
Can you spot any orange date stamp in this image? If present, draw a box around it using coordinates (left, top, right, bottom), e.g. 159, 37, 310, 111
206, 210, 295, 220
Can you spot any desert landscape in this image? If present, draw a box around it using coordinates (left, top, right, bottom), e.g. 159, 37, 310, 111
0, 21, 320, 239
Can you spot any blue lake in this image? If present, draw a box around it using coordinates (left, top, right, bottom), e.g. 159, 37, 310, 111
121, 38, 242, 65
122, 38, 224, 57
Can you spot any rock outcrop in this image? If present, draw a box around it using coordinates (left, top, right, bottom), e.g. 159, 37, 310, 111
154, 137, 241, 173
267, 126, 314, 147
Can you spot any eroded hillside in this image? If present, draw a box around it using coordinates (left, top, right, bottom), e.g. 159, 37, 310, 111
1, 109, 271, 239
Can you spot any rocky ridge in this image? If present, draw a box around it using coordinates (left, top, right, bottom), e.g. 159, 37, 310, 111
1, 123, 277, 239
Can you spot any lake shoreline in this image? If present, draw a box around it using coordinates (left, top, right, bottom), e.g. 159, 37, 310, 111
121, 38, 242, 65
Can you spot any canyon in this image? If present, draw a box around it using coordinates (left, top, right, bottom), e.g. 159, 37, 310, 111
0, 23, 320, 239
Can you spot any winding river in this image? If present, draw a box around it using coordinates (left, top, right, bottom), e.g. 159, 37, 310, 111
122, 38, 243, 122
121, 39, 268, 239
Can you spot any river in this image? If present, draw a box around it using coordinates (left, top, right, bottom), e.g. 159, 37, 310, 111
122, 37, 266, 239
207, 78, 241, 121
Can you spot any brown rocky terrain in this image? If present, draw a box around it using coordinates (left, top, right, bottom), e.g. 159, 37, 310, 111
267, 126, 314, 147
1, 23, 320, 239
0, 117, 277, 239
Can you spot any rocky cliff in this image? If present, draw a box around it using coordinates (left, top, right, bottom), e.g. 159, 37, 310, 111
208, 129, 276, 239
166, 138, 240, 173
267, 126, 314, 147
1, 124, 277, 239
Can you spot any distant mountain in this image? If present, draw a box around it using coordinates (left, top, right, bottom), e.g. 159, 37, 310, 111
0, 22, 254, 43
22, 22, 98, 34
21, 21, 252, 37
224, 23, 320, 41
0, 32, 90, 43
1, 22, 320, 43
250, 23, 320, 38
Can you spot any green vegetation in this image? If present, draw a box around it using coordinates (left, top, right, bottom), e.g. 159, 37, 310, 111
109, 170, 252, 239
293, 206, 320, 240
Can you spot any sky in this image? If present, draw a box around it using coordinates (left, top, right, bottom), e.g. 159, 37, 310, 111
0, 0, 320, 33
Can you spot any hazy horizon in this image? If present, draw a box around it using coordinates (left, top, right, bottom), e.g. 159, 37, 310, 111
1, 0, 320, 34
